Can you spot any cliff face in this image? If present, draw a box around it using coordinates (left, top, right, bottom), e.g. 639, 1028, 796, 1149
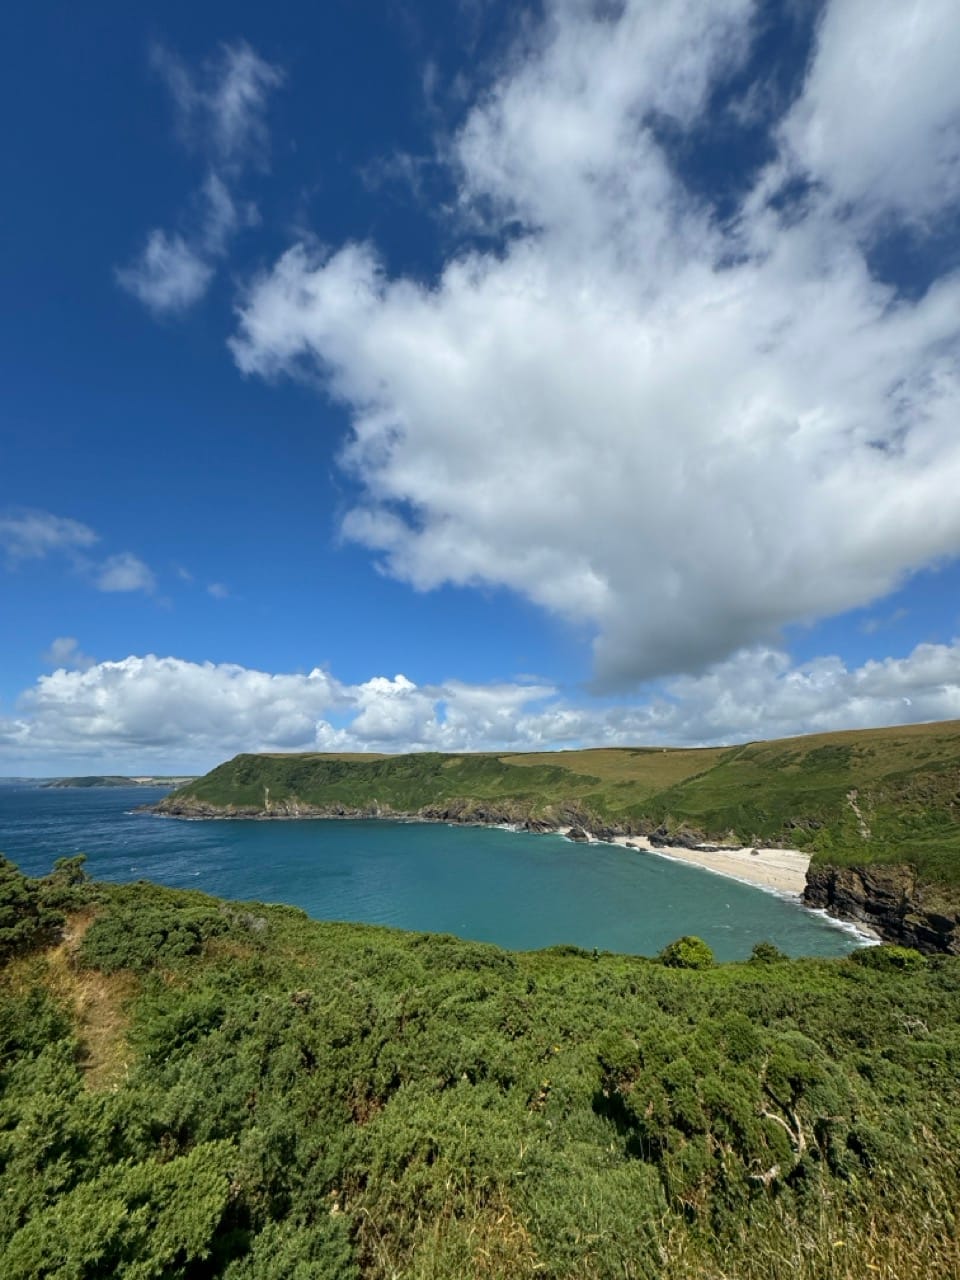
804, 864, 960, 955
152, 793, 605, 833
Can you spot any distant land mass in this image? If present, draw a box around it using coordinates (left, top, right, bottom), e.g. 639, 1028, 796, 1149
155, 721, 960, 953
44, 775, 196, 789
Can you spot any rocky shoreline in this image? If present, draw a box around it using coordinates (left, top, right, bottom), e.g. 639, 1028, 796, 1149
149, 794, 960, 952
804, 863, 960, 955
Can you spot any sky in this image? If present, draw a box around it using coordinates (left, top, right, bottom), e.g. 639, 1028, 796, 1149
2, 0, 960, 773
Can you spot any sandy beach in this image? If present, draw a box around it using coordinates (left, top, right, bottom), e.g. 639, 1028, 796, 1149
559, 830, 810, 896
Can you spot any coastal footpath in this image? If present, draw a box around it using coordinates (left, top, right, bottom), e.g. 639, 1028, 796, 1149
154, 721, 960, 953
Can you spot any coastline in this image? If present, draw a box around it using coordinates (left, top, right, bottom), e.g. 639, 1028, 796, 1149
551, 828, 880, 941
148, 802, 887, 942
600, 832, 809, 897
150, 801, 808, 894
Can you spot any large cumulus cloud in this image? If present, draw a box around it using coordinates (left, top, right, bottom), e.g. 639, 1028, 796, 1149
231, 0, 960, 688
4, 642, 960, 772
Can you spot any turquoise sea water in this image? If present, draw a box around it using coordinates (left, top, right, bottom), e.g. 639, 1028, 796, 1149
0, 783, 863, 961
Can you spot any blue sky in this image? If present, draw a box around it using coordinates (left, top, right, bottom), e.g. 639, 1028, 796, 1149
2, 0, 960, 772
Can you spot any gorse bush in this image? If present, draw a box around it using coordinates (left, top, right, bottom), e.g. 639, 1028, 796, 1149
850, 943, 927, 972
657, 934, 715, 969
0, 854, 65, 962
0, 862, 958, 1279
749, 939, 788, 964
39, 854, 93, 912
79, 898, 231, 973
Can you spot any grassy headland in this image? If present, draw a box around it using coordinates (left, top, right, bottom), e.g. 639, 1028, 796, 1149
1, 856, 958, 1278
154, 723, 960, 952
158, 721, 960, 883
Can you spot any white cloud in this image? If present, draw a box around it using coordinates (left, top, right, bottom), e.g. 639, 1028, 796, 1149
94, 552, 156, 594
0, 657, 351, 771
207, 582, 229, 599
42, 637, 96, 672
152, 40, 283, 167
0, 510, 98, 564
119, 41, 281, 315
231, 0, 960, 689
3, 642, 960, 772
116, 230, 213, 314
197, 173, 251, 255
778, 0, 960, 223
0, 508, 157, 595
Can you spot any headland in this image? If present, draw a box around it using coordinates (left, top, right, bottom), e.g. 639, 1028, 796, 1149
152, 720, 960, 952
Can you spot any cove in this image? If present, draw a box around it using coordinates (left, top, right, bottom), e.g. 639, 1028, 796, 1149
0, 784, 861, 960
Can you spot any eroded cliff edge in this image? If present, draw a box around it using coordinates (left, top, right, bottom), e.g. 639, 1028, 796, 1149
804, 863, 960, 955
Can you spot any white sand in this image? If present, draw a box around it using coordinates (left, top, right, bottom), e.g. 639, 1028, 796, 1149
558, 829, 809, 896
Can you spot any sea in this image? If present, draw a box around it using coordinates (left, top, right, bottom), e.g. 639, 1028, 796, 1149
0, 782, 866, 961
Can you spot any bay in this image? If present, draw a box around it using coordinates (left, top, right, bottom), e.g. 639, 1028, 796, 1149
0, 783, 862, 960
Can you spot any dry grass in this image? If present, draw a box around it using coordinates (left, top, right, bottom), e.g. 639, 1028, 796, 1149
499, 746, 733, 795
5, 913, 137, 1091
356, 1187, 544, 1280
659, 1191, 960, 1280
258, 752, 392, 761
754, 719, 960, 749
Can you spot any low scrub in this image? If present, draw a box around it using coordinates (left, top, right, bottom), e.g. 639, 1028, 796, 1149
0, 864, 958, 1278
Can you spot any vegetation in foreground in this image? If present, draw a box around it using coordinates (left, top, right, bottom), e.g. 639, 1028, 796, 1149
1, 855, 959, 1278
161, 720, 960, 893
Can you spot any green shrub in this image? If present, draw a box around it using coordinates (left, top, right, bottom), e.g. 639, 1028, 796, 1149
850, 944, 927, 972
0, 856, 64, 963
749, 940, 788, 964
658, 935, 715, 970
2, 870, 959, 1280
80, 902, 229, 973
38, 855, 93, 912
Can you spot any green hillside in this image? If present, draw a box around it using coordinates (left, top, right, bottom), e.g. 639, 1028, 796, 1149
160, 721, 960, 889
1, 856, 958, 1279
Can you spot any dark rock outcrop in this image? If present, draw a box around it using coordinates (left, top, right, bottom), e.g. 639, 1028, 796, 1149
804, 863, 960, 955
649, 825, 698, 849
647, 826, 739, 854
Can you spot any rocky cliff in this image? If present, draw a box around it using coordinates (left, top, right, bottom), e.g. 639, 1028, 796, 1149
152, 792, 606, 833
804, 863, 960, 955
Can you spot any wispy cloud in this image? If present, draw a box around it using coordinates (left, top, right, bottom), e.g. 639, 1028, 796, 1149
0, 510, 98, 564
151, 39, 283, 168
0, 508, 156, 596
42, 637, 96, 672
117, 40, 282, 316
94, 553, 156, 594
207, 581, 229, 599
115, 230, 213, 316
861, 608, 909, 636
